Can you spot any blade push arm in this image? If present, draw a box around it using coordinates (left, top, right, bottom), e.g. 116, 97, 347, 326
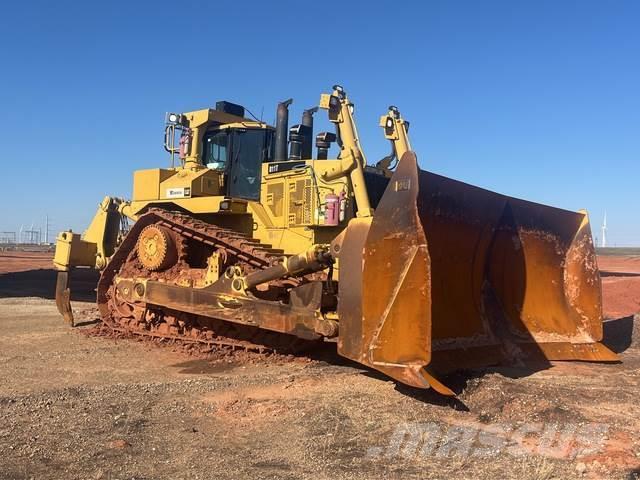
319, 85, 373, 218
377, 106, 411, 172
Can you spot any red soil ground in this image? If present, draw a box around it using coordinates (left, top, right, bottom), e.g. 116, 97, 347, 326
0, 251, 54, 274
598, 255, 640, 319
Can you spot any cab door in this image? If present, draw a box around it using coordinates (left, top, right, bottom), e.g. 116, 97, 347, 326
227, 129, 268, 201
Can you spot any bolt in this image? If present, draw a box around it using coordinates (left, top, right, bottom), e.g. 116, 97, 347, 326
232, 278, 244, 291
225, 266, 235, 278
316, 320, 339, 337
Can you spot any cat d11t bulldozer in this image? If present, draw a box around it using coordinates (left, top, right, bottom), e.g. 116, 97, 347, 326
53, 85, 617, 395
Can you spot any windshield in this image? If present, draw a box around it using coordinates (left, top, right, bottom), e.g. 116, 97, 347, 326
203, 130, 229, 170
202, 127, 273, 200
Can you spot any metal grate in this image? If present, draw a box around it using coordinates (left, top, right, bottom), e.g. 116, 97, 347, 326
288, 179, 313, 226
266, 183, 284, 217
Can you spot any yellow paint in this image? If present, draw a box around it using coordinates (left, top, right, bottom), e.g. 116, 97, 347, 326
54, 91, 380, 276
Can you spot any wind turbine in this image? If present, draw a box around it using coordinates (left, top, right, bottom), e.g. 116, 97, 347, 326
601, 212, 607, 248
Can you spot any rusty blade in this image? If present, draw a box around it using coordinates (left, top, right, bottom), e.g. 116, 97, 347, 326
55, 271, 75, 327
337, 152, 453, 394
417, 169, 617, 366
361, 152, 433, 382
336, 217, 372, 361
337, 150, 615, 395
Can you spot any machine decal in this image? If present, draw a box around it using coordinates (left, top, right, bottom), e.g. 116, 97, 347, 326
166, 187, 191, 198
267, 162, 306, 174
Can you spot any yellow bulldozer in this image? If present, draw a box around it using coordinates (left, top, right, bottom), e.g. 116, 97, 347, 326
53, 85, 617, 395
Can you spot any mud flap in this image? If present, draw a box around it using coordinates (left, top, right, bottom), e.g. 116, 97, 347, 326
55, 271, 75, 327
337, 151, 617, 395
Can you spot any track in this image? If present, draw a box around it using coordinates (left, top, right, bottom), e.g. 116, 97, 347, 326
96, 209, 315, 354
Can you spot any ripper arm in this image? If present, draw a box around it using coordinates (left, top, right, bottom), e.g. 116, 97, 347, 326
53, 196, 132, 271
53, 196, 133, 325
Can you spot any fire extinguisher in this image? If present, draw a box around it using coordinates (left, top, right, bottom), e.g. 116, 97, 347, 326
324, 192, 347, 226
324, 193, 340, 226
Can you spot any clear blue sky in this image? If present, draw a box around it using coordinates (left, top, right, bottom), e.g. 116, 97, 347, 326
1, 0, 638, 245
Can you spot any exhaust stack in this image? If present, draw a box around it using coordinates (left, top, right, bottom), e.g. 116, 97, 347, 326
315, 132, 336, 160
301, 107, 318, 159
274, 98, 293, 162
288, 124, 305, 160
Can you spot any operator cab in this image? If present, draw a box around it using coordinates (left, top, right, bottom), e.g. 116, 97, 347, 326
202, 126, 274, 201
164, 101, 275, 202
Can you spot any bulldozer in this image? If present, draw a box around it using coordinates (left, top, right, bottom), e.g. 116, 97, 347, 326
53, 85, 617, 395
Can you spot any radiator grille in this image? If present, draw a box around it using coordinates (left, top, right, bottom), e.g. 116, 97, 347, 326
288, 179, 313, 226
266, 183, 284, 217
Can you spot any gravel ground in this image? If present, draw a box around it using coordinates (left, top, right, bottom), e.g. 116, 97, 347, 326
0, 254, 639, 480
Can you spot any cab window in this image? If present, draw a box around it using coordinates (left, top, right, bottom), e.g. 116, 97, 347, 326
203, 130, 228, 170
202, 128, 274, 201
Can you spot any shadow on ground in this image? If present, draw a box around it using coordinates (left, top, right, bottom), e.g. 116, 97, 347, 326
377, 314, 637, 407
603, 315, 636, 353
74, 311, 639, 408
0, 268, 99, 302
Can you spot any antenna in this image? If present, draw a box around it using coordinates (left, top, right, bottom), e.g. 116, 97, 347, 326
601, 212, 607, 248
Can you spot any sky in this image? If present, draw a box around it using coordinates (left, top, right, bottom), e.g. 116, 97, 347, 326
0, 0, 638, 245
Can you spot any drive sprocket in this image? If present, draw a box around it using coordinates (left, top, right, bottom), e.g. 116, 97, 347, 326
136, 224, 177, 271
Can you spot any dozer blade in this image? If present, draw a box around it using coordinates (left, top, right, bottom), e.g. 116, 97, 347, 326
55, 271, 75, 327
337, 151, 617, 394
